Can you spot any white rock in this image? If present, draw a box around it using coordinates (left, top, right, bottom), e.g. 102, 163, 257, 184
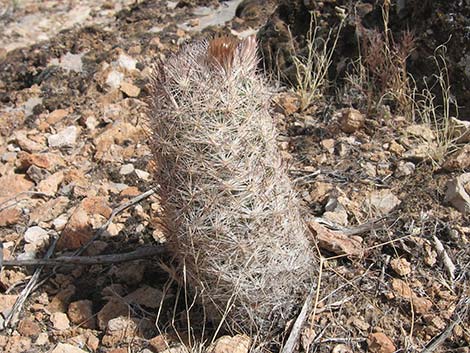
59, 52, 84, 73
106, 70, 124, 89
368, 189, 401, 215
48, 126, 78, 148
17, 252, 36, 261
51, 343, 87, 353
117, 53, 137, 71
445, 173, 470, 214
23, 97, 43, 116
52, 214, 69, 231
119, 164, 134, 175
50, 312, 70, 330
24, 226, 49, 245
395, 161, 415, 177
135, 169, 150, 180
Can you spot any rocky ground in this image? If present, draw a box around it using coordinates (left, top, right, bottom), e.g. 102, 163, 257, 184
0, 1, 469, 353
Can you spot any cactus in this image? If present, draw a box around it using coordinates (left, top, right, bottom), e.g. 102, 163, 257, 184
147, 36, 317, 340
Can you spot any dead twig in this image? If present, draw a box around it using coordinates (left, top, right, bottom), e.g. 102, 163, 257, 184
432, 232, 456, 281
3, 237, 58, 329
2, 245, 164, 267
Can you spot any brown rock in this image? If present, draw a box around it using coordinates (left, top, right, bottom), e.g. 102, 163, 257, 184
309, 182, 333, 204
0, 174, 34, 203
444, 173, 470, 214
273, 93, 300, 115
51, 343, 88, 353
367, 332, 396, 353
58, 196, 111, 250
17, 151, 51, 170
97, 299, 129, 330
68, 300, 96, 329
120, 82, 141, 97
29, 196, 69, 224
0, 207, 22, 226
109, 261, 146, 285
120, 186, 141, 197
93, 121, 143, 161
390, 258, 412, 277
388, 141, 405, 155
37, 171, 64, 196
3, 336, 32, 353
208, 335, 252, 353
148, 334, 172, 352
48, 285, 76, 313
50, 312, 70, 330
14, 131, 44, 152
17, 318, 41, 337
308, 221, 363, 257
125, 286, 164, 309
442, 145, 470, 171
339, 108, 364, 133
47, 109, 69, 125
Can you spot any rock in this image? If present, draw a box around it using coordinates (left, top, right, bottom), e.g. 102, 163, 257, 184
321, 139, 335, 154
148, 334, 172, 352
391, 279, 432, 314
58, 52, 84, 73
23, 97, 43, 117
450, 117, 470, 143
388, 140, 405, 155
68, 332, 99, 352
29, 196, 69, 224
442, 145, 470, 171
58, 196, 111, 250
93, 121, 143, 161
47, 109, 69, 125
120, 82, 141, 97
48, 126, 79, 148
106, 70, 124, 89
0, 294, 18, 316
403, 142, 436, 162
119, 163, 135, 175
14, 131, 44, 152
367, 332, 396, 353
50, 312, 70, 330
0, 208, 22, 226
48, 285, 76, 313
124, 286, 164, 309
102, 316, 141, 347
308, 221, 363, 257
273, 93, 300, 115
339, 108, 364, 133
406, 124, 435, 141
309, 182, 333, 204
97, 299, 129, 330
208, 335, 252, 353
0, 174, 34, 203
368, 189, 401, 215
444, 173, 470, 214
117, 53, 137, 71
109, 261, 146, 285
135, 169, 150, 180
24, 226, 49, 246
390, 258, 411, 276
26, 165, 51, 184
3, 336, 32, 353
67, 300, 95, 329
37, 171, 64, 196
331, 344, 353, 353
35, 332, 49, 345
51, 343, 88, 353
395, 161, 415, 177
17, 151, 52, 170
17, 318, 41, 337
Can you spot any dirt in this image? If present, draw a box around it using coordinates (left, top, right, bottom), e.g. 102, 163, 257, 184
0, 0, 469, 353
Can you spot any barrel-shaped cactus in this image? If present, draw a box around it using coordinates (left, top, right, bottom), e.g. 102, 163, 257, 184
148, 36, 317, 339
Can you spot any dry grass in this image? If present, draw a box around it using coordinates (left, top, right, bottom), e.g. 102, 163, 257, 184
147, 36, 318, 345
289, 12, 346, 112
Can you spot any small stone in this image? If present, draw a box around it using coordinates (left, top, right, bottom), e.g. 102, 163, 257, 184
48, 126, 79, 148
17, 318, 41, 337
309, 182, 333, 204
52, 214, 69, 231
368, 189, 401, 215
135, 169, 150, 180
17, 151, 52, 170
120, 82, 140, 97
30, 196, 69, 224
58, 52, 84, 73
0, 294, 18, 315
35, 332, 49, 345
51, 343, 88, 353
106, 70, 124, 89
0, 208, 22, 226
321, 139, 335, 154
274, 93, 300, 115
148, 334, 171, 352
331, 344, 353, 353
444, 173, 470, 214
120, 186, 140, 197
395, 161, 415, 177
37, 171, 64, 196
97, 299, 129, 330
117, 53, 137, 71
442, 145, 470, 171
14, 131, 44, 152
2, 151, 16, 162
3, 336, 32, 353
24, 226, 49, 246
125, 286, 164, 309
109, 261, 146, 285
367, 332, 396, 353
339, 108, 364, 133
23, 97, 43, 116
208, 334, 252, 353
119, 163, 134, 175
50, 312, 70, 330
68, 300, 95, 329
388, 140, 405, 155
47, 109, 69, 125
390, 258, 412, 276
406, 124, 435, 141
27, 165, 51, 183
0, 174, 33, 204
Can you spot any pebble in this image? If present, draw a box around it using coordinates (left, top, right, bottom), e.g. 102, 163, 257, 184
50, 312, 70, 330
106, 70, 124, 89
117, 53, 137, 71
119, 163, 135, 175
24, 226, 49, 245
48, 126, 79, 148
